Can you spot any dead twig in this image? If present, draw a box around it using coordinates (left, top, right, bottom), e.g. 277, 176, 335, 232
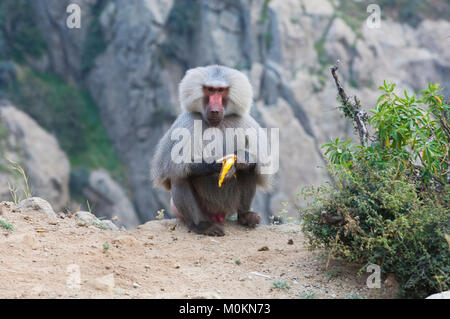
330, 61, 369, 146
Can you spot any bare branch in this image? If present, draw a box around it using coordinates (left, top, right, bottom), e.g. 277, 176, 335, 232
330, 61, 369, 146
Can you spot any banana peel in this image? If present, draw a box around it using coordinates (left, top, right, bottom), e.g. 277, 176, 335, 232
217, 154, 237, 187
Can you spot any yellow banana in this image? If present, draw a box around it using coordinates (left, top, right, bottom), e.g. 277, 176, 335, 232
217, 154, 237, 188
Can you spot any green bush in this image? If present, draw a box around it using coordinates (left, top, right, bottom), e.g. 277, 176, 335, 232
300, 82, 449, 298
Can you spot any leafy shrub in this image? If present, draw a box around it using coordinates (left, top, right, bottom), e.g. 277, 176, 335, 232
300, 82, 449, 298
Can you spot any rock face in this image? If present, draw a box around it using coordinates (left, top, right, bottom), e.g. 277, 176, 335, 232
0, 101, 70, 212
29, 0, 99, 83
28, 1, 450, 221
82, 169, 140, 229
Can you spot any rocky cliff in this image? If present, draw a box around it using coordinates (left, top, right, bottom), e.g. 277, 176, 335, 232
0, 101, 70, 212
1, 0, 449, 224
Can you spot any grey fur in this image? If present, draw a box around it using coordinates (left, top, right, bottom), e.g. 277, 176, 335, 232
151, 65, 271, 235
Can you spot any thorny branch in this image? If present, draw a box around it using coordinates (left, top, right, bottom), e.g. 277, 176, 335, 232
330, 60, 369, 147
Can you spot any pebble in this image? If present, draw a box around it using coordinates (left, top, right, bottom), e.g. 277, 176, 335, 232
133, 282, 141, 288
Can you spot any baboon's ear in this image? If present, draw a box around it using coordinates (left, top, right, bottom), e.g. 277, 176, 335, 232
179, 66, 209, 114
224, 67, 253, 116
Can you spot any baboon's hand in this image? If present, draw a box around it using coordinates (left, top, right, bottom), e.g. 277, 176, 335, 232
190, 161, 222, 178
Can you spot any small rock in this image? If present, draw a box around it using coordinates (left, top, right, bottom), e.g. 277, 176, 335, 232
75, 211, 118, 230
101, 220, 119, 231
426, 291, 450, 299
18, 197, 57, 220
75, 211, 97, 223
287, 239, 294, 245
425, 290, 450, 299
132, 282, 141, 288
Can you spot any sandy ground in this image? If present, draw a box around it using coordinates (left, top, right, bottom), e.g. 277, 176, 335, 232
0, 201, 397, 299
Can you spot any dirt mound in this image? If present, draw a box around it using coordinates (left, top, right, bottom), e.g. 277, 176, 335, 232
0, 201, 395, 299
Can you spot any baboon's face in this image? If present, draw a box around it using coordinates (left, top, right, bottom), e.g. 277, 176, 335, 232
202, 86, 229, 126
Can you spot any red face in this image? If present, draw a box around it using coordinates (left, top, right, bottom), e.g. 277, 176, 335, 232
203, 86, 229, 126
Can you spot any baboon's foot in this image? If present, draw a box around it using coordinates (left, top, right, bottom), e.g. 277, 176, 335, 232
191, 221, 225, 237
238, 211, 261, 228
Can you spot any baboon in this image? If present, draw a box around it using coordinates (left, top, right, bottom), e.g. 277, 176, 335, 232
151, 65, 271, 236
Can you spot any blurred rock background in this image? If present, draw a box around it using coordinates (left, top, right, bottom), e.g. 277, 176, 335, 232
0, 0, 449, 228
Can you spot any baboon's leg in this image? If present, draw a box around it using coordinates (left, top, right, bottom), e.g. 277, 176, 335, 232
171, 179, 225, 236
237, 176, 261, 228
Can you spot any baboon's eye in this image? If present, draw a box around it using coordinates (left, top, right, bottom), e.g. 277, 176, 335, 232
208, 87, 214, 93
218, 88, 224, 93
